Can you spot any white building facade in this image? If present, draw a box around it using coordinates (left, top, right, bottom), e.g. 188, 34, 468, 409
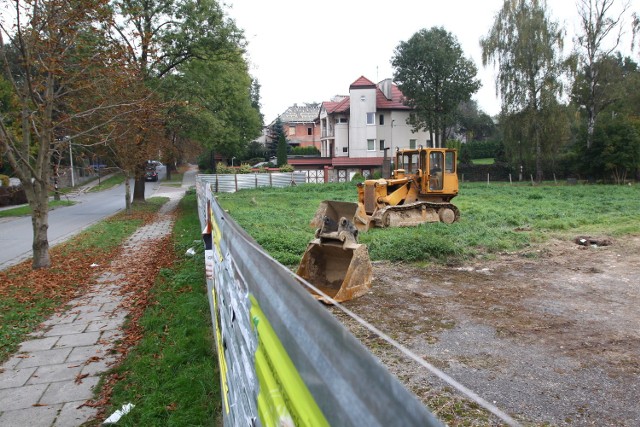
319, 76, 433, 160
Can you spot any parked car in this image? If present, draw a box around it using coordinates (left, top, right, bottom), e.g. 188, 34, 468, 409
145, 166, 158, 182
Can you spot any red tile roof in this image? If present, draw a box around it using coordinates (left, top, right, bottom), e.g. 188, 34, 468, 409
323, 97, 350, 114
376, 84, 410, 110
288, 157, 333, 167
288, 156, 385, 168
349, 76, 377, 89
331, 157, 385, 167
323, 76, 409, 113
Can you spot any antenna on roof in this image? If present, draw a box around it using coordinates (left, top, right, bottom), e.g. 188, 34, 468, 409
376, 66, 379, 82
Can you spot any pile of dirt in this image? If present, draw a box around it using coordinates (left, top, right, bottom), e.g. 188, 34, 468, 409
333, 236, 640, 426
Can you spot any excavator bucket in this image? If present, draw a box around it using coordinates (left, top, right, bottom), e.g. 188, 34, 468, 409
297, 216, 372, 304
310, 200, 358, 229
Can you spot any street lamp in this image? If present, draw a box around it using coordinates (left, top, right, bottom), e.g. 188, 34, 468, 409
69, 141, 75, 188
232, 157, 236, 167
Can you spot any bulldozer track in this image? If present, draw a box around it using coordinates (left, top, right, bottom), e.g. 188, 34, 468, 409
375, 201, 460, 227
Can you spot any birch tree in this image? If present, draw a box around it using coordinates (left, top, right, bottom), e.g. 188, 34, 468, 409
575, 0, 628, 148
481, 0, 565, 181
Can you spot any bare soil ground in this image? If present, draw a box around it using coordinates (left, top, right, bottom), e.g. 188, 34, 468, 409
331, 235, 640, 426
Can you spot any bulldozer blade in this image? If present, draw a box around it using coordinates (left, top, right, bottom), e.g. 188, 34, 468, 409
296, 240, 372, 304
311, 200, 358, 229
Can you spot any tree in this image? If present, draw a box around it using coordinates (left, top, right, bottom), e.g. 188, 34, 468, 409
574, 0, 628, 148
268, 118, 285, 159
481, 0, 565, 181
160, 51, 261, 173
276, 134, 288, 167
457, 100, 497, 141
392, 27, 481, 147
110, 0, 244, 202
0, 0, 140, 269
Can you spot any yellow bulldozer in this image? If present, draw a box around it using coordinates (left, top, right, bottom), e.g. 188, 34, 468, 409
296, 147, 460, 303
314, 147, 460, 231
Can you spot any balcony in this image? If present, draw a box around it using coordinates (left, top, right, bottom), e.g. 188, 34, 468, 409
321, 128, 335, 138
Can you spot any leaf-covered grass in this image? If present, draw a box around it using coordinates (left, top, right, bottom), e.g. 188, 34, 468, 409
217, 181, 640, 266
0, 200, 75, 218
103, 191, 220, 426
88, 172, 126, 192
0, 199, 166, 363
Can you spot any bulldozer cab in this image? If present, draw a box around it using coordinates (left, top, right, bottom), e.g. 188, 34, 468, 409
394, 148, 458, 196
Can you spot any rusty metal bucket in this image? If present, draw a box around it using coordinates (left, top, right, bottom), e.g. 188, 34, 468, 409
297, 216, 372, 304
311, 201, 358, 229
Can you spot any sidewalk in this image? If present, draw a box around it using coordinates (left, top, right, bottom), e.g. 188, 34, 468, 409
0, 167, 198, 426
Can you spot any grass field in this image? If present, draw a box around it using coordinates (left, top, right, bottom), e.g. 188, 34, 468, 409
470, 158, 495, 165
216, 181, 640, 266
104, 191, 219, 426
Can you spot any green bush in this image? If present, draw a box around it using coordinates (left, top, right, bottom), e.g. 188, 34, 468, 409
279, 164, 294, 172
466, 140, 500, 159
238, 163, 253, 174
291, 146, 320, 155
216, 162, 234, 174
351, 172, 365, 182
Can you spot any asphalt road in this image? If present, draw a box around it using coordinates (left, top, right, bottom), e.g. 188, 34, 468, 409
0, 168, 166, 270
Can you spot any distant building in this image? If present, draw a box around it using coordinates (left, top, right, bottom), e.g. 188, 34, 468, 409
289, 76, 433, 182
268, 103, 321, 150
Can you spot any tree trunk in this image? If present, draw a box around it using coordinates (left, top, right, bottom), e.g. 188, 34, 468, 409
29, 183, 51, 269
124, 171, 132, 214
132, 162, 146, 202
535, 138, 543, 182
586, 103, 596, 149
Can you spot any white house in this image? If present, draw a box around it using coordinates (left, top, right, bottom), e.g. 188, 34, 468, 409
290, 76, 433, 182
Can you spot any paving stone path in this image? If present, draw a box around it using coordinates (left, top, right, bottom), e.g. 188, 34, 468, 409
0, 171, 196, 427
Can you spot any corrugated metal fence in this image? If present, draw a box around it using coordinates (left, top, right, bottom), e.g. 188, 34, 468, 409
196, 175, 443, 427
200, 172, 308, 193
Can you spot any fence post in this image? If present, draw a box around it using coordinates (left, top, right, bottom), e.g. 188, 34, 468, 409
235, 173, 238, 192
509, 174, 512, 185
269, 172, 273, 187
530, 174, 534, 186
255, 173, 258, 189
487, 173, 490, 186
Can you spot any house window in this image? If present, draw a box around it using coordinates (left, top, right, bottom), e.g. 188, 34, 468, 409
288, 126, 295, 136
343, 147, 348, 153
307, 127, 312, 135
366, 113, 375, 125
379, 139, 385, 150
367, 139, 375, 151
379, 114, 384, 125
339, 117, 348, 123
410, 139, 416, 149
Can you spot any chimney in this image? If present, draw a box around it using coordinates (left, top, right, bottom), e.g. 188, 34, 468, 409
379, 79, 392, 100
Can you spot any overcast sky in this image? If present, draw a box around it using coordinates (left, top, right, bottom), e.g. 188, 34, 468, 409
222, 0, 638, 124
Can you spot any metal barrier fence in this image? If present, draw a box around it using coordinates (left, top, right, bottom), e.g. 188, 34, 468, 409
196, 175, 443, 427
200, 172, 308, 193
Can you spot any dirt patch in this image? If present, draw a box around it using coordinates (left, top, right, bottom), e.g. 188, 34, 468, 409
332, 236, 640, 426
